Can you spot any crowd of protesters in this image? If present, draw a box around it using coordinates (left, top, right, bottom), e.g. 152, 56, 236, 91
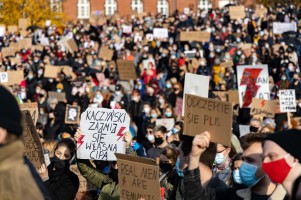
2, 2, 301, 200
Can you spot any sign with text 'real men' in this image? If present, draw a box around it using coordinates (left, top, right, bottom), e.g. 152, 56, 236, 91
184, 94, 233, 147
237, 65, 270, 108
279, 89, 297, 113
116, 153, 160, 200
77, 108, 129, 161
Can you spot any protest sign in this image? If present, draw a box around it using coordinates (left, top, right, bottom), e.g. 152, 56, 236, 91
22, 111, 45, 169
153, 28, 168, 38
239, 125, 250, 137
65, 105, 81, 124
66, 38, 78, 54
44, 65, 60, 78
18, 18, 28, 30
156, 118, 175, 131
220, 60, 234, 68
10, 57, 21, 65
229, 6, 246, 20
99, 46, 113, 61
184, 50, 196, 60
255, 7, 267, 17
279, 89, 297, 113
77, 107, 129, 161
20, 102, 39, 125
273, 22, 297, 34
180, 31, 210, 42
213, 91, 228, 102
1, 47, 15, 57
146, 33, 154, 41
122, 25, 132, 34
0, 70, 23, 86
237, 65, 270, 108
184, 94, 233, 147
18, 38, 32, 49
70, 165, 97, 192
48, 91, 66, 102
0, 25, 5, 37
40, 37, 49, 46
7, 25, 18, 33
228, 90, 239, 105
250, 98, 276, 118
115, 153, 160, 200
183, 73, 209, 115
117, 60, 137, 81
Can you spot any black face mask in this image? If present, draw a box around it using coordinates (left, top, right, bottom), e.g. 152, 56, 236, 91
172, 140, 181, 147
160, 162, 173, 173
249, 126, 259, 133
109, 168, 119, 183
154, 137, 164, 146
52, 155, 70, 169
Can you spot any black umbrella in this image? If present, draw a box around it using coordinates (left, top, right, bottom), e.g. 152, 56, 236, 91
26, 25, 40, 32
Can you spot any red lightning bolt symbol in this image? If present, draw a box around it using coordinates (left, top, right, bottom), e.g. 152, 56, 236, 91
240, 68, 263, 108
77, 134, 85, 149
117, 127, 126, 141
261, 100, 265, 108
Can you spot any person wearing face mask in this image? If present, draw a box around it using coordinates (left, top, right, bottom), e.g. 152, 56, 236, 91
110, 84, 128, 109
38, 138, 79, 200
289, 73, 301, 99
168, 83, 183, 108
26, 71, 38, 101
184, 132, 287, 200
249, 118, 262, 133
163, 106, 175, 119
147, 126, 169, 160
277, 73, 290, 90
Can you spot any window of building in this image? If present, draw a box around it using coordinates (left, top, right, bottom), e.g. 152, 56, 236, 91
77, 0, 90, 19
105, 0, 117, 16
157, 0, 169, 16
198, 0, 212, 11
131, 0, 143, 14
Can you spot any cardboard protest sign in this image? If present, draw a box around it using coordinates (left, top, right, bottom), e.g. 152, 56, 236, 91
48, 91, 66, 102
99, 46, 113, 61
20, 102, 39, 125
255, 7, 267, 17
61, 66, 76, 80
156, 118, 175, 131
10, 57, 21, 65
183, 73, 209, 115
237, 65, 270, 108
213, 91, 228, 102
19, 38, 32, 49
44, 65, 60, 78
153, 28, 168, 38
66, 38, 78, 54
22, 111, 45, 168
77, 107, 129, 161
70, 165, 97, 192
239, 125, 250, 137
273, 22, 297, 34
184, 94, 233, 147
7, 25, 18, 33
117, 60, 137, 81
115, 153, 160, 200
18, 18, 28, 30
180, 31, 210, 42
228, 90, 239, 105
250, 98, 276, 118
279, 89, 297, 113
220, 60, 234, 68
0, 70, 23, 86
65, 105, 81, 124
229, 6, 246, 20
1, 47, 15, 57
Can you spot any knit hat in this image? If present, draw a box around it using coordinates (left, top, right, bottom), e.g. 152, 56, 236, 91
0, 86, 23, 136
265, 129, 301, 163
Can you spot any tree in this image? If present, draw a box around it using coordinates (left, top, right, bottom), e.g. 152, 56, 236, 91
0, 0, 65, 27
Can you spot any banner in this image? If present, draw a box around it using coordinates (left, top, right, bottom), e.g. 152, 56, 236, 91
22, 111, 45, 168
117, 60, 137, 80
65, 105, 81, 124
180, 31, 210, 42
237, 65, 270, 108
184, 94, 233, 147
115, 153, 160, 200
279, 89, 297, 113
250, 98, 276, 118
20, 103, 39, 126
77, 108, 129, 161
153, 28, 168, 38
273, 22, 297, 34
155, 118, 175, 131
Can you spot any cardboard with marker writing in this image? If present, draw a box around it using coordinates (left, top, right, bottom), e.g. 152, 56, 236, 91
180, 31, 210, 42
1, 47, 15, 57
184, 94, 233, 147
20, 102, 39, 126
255, 6, 267, 17
22, 111, 45, 169
0, 70, 23, 86
65, 105, 81, 124
228, 90, 239, 105
250, 98, 276, 118
65, 38, 78, 54
44, 65, 60, 78
19, 38, 32, 49
117, 60, 137, 81
156, 118, 175, 131
48, 91, 66, 102
279, 89, 297, 113
229, 6, 246, 20
99, 46, 113, 61
115, 153, 160, 200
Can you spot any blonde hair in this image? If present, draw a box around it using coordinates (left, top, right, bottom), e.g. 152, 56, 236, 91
43, 139, 57, 158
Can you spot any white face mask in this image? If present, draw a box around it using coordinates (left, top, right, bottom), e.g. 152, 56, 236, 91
146, 134, 155, 142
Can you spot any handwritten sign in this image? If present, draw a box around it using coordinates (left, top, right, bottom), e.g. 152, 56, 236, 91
250, 98, 276, 118
65, 105, 80, 124
229, 6, 246, 20
117, 60, 137, 81
153, 28, 168, 39
70, 165, 97, 192
19, 38, 32, 49
77, 108, 129, 161
116, 153, 160, 200
20, 102, 39, 126
184, 94, 233, 147
273, 22, 297, 34
156, 118, 175, 131
66, 38, 78, 54
0, 70, 23, 86
180, 31, 210, 42
237, 65, 270, 108
18, 18, 28, 30
22, 111, 45, 168
7, 25, 18, 33
279, 89, 297, 113
48, 91, 66, 102
99, 46, 113, 61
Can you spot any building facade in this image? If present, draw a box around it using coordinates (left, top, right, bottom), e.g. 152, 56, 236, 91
62, 0, 256, 20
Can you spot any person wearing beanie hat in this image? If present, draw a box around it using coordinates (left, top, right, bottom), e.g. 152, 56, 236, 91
262, 129, 301, 198
0, 85, 44, 200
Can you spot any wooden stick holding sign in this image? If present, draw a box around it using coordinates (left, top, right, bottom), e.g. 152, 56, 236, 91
65, 105, 81, 124
279, 89, 297, 128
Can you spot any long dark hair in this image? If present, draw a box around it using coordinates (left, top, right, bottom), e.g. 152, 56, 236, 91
54, 138, 76, 158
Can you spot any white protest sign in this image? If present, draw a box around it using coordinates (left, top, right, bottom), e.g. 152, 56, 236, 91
156, 118, 175, 131
0, 72, 8, 83
237, 65, 270, 108
153, 28, 168, 38
0, 25, 5, 37
77, 108, 130, 161
273, 22, 297, 34
279, 89, 297, 113
182, 73, 209, 116
122, 25, 132, 34
239, 125, 250, 137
